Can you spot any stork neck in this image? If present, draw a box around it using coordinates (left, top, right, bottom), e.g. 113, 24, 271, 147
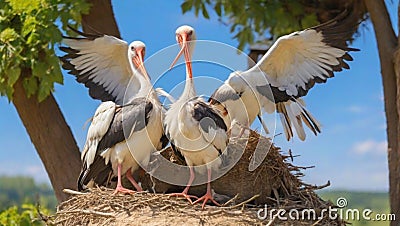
136, 74, 156, 99
179, 74, 196, 101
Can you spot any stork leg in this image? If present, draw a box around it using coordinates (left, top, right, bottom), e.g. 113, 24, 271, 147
233, 123, 251, 139
112, 164, 135, 195
193, 168, 221, 209
125, 168, 143, 192
168, 166, 198, 203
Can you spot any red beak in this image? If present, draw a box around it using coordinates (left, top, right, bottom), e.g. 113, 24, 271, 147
133, 48, 150, 80
170, 33, 193, 78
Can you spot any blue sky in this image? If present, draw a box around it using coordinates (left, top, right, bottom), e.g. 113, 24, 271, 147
0, 1, 397, 191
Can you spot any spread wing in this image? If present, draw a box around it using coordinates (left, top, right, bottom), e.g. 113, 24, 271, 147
60, 29, 139, 105
252, 10, 359, 100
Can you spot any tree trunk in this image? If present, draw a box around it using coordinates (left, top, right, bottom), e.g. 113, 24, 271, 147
81, 0, 121, 38
12, 74, 81, 202
364, 1, 399, 225
10, 0, 121, 202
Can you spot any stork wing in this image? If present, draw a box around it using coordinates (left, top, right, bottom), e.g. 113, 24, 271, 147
97, 97, 153, 152
60, 30, 138, 105
78, 101, 116, 190
82, 101, 117, 166
253, 11, 359, 99
192, 100, 228, 154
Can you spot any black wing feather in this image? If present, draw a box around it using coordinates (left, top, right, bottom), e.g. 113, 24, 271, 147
97, 98, 153, 152
77, 156, 112, 191
192, 101, 227, 132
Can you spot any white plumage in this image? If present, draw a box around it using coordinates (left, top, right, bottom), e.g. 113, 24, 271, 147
164, 25, 228, 208
72, 40, 164, 194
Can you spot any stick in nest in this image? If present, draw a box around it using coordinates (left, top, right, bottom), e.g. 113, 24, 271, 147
57, 209, 116, 217
221, 194, 260, 209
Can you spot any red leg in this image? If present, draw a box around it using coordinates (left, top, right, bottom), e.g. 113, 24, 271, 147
112, 164, 135, 195
230, 121, 250, 139
237, 123, 251, 138
193, 168, 221, 209
126, 168, 143, 192
169, 166, 198, 203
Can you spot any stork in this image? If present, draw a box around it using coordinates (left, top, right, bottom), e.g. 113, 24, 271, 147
164, 25, 228, 208
209, 11, 359, 141
72, 41, 163, 194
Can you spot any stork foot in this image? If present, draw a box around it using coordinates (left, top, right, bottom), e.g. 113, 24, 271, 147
168, 192, 198, 204
193, 192, 221, 209
112, 185, 135, 195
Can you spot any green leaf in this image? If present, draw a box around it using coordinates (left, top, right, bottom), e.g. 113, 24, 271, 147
22, 15, 37, 37
214, 2, 222, 17
201, 3, 210, 19
6, 0, 40, 14
193, 0, 201, 16
22, 76, 38, 98
37, 80, 51, 102
0, 28, 18, 42
7, 67, 20, 86
181, 0, 193, 14
32, 61, 48, 78
301, 13, 318, 28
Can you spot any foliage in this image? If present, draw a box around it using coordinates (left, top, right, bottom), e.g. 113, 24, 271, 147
0, 0, 90, 102
0, 176, 57, 212
0, 204, 50, 226
181, 0, 320, 50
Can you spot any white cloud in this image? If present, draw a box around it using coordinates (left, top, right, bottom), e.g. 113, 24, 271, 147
352, 140, 387, 155
0, 163, 49, 184
25, 165, 45, 175
346, 105, 365, 114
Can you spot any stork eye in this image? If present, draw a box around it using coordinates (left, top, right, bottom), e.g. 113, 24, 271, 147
188, 30, 193, 36
131, 46, 135, 51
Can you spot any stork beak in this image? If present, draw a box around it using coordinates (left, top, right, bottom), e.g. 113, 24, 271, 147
170, 33, 193, 78
133, 48, 150, 80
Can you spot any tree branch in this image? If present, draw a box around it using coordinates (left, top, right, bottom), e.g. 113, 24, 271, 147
82, 0, 121, 38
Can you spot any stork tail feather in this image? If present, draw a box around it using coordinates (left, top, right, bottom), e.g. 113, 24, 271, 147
276, 99, 321, 141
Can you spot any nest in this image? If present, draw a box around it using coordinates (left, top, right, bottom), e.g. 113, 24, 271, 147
51, 131, 345, 225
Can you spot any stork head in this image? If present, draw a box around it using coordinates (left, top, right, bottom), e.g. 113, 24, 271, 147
128, 41, 149, 80
170, 25, 196, 78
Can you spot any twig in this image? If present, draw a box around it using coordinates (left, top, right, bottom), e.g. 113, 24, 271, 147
63, 189, 87, 195
312, 218, 323, 226
221, 194, 260, 209
222, 194, 239, 206
300, 181, 331, 191
265, 214, 277, 226
57, 209, 115, 217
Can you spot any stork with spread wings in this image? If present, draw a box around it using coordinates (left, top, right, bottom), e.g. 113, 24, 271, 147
210, 11, 359, 141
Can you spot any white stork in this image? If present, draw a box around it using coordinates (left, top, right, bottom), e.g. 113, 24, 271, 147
164, 25, 228, 208
61, 34, 164, 193
209, 12, 359, 141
